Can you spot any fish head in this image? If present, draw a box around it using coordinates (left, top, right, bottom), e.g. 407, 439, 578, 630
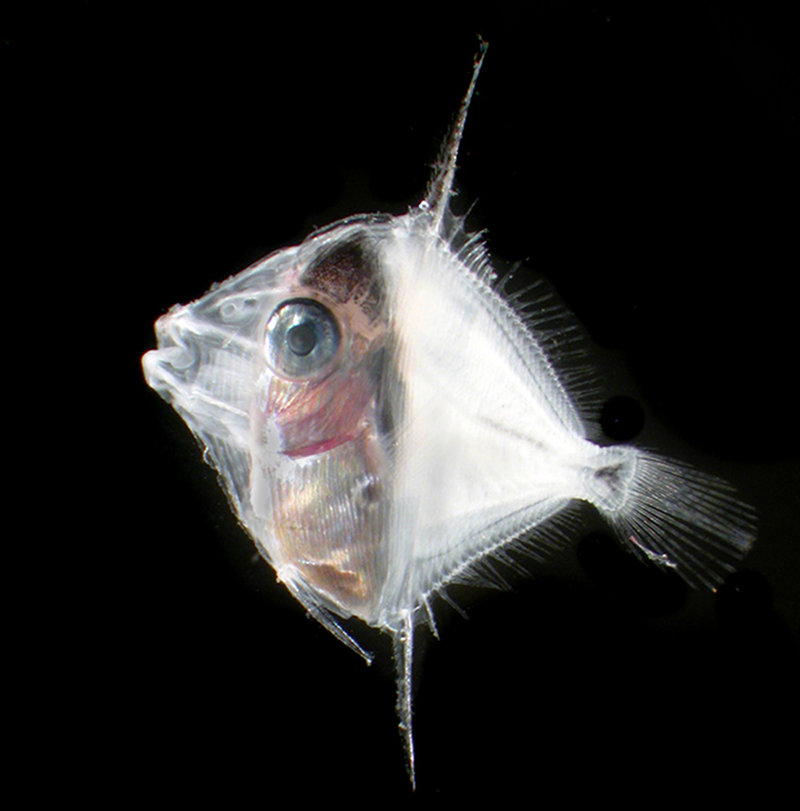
143, 216, 397, 620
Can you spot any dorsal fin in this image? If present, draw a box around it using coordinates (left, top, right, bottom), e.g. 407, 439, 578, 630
423, 39, 488, 236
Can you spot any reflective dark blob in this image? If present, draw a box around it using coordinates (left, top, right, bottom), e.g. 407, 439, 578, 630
600, 395, 645, 441
286, 322, 316, 356
265, 298, 341, 379
577, 531, 686, 615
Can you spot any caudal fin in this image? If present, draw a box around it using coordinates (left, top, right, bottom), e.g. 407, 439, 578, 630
591, 448, 757, 591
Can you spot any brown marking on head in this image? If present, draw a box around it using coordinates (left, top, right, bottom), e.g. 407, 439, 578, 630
301, 234, 384, 325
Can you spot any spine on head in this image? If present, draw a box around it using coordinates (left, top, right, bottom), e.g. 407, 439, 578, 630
424, 39, 488, 237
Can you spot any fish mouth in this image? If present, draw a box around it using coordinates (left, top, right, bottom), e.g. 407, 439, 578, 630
142, 309, 198, 401
142, 344, 196, 392
143, 308, 252, 449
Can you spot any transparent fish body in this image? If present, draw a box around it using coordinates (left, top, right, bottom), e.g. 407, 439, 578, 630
142, 44, 756, 786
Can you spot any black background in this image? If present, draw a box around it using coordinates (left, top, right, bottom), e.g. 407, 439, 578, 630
9, 1, 799, 803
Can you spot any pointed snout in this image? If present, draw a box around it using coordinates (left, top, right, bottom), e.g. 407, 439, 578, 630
142, 308, 198, 399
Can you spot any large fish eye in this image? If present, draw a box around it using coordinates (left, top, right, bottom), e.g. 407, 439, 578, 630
265, 298, 341, 379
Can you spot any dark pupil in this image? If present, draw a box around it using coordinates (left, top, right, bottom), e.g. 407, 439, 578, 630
286, 321, 317, 356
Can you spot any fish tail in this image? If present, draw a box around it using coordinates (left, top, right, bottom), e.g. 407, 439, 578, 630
582, 447, 757, 590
